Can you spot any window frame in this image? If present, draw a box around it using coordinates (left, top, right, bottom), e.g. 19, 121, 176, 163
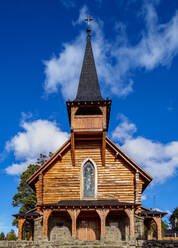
80, 158, 97, 200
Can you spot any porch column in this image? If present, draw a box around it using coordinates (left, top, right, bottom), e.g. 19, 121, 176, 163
96, 209, 109, 239
42, 209, 52, 238
67, 209, 80, 238
18, 218, 26, 240
153, 217, 162, 240
147, 221, 152, 240
29, 222, 33, 241
125, 208, 135, 239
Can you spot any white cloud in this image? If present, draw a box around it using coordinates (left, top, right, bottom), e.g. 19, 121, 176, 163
44, 4, 178, 100
112, 115, 178, 184
5, 119, 69, 175
60, 0, 75, 8
112, 114, 137, 143
141, 195, 147, 201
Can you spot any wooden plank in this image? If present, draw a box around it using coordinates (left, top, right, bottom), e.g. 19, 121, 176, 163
71, 131, 75, 166
41, 140, 139, 204
102, 131, 106, 166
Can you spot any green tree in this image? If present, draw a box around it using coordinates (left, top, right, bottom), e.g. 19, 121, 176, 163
0, 232, 5, 240
12, 153, 53, 226
170, 207, 178, 230
6, 229, 17, 240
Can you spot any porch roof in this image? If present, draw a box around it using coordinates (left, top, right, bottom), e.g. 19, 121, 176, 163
38, 200, 137, 208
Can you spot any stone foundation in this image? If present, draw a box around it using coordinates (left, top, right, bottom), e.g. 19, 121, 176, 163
0, 240, 178, 247
34, 216, 43, 241
106, 213, 129, 241
48, 215, 72, 241
135, 215, 144, 240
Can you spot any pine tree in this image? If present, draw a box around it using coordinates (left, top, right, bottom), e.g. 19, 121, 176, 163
170, 207, 178, 230
12, 153, 53, 226
0, 232, 5, 240
6, 229, 17, 240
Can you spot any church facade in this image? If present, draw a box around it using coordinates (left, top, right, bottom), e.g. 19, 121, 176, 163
14, 25, 166, 243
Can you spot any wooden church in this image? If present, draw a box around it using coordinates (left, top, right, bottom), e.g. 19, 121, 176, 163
14, 22, 166, 243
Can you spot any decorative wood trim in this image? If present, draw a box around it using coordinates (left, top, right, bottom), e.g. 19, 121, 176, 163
38, 172, 43, 205
67, 209, 80, 238
96, 209, 109, 238
71, 131, 75, 166
124, 208, 135, 238
42, 209, 52, 237
102, 131, 106, 166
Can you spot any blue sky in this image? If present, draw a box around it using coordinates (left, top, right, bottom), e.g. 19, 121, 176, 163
0, 0, 178, 233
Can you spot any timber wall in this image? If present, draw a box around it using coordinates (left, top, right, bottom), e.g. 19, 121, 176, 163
37, 140, 143, 204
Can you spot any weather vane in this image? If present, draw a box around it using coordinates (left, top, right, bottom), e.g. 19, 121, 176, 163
84, 15, 94, 33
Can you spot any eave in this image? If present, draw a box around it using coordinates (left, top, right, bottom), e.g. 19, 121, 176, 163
106, 137, 152, 190
27, 138, 71, 186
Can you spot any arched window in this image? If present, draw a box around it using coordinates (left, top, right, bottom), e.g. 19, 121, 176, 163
83, 161, 95, 198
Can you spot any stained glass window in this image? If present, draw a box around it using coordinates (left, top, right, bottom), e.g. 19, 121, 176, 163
83, 161, 95, 198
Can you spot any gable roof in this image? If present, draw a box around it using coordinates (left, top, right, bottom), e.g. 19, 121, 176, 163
74, 29, 103, 102
106, 137, 152, 190
27, 138, 71, 185
27, 136, 152, 190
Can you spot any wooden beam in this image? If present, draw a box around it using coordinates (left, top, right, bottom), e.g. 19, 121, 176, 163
102, 131, 106, 166
71, 131, 75, 166
43, 209, 52, 238
96, 209, 109, 239
135, 170, 139, 204
67, 209, 80, 238
75, 137, 102, 141
39, 172, 43, 205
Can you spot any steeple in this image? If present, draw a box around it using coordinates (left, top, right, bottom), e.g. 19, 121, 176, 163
66, 20, 111, 134
66, 19, 112, 166
75, 28, 103, 102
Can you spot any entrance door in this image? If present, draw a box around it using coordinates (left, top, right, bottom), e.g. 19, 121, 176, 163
78, 217, 100, 240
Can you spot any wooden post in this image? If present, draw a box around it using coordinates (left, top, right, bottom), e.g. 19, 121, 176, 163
67, 209, 80, 238
42, 209, 52, 238
135, 170, 139, 204
18, 218, 26, 240
96, 209, 109, 239
102, 131, 106, 166
153, 217, 162, 240
29, 222, 33, 241
125, 208, 135, 239
147, 221, 152, 240
39, 172, 43, 205
71, 131, 75, 166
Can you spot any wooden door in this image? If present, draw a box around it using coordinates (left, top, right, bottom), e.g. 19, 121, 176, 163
78, 218, 100, 240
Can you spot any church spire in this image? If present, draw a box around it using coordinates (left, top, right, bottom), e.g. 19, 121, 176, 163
75, 19, 103, 102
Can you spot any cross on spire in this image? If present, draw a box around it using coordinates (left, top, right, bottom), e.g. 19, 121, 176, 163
84, 15, 94, 33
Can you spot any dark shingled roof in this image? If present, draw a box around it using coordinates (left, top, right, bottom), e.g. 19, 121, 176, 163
13, 212, 40, 218
39, 200, 136, 207
74, 31, 103, 102
164, 229, 178, 237
141, 210, 167, 217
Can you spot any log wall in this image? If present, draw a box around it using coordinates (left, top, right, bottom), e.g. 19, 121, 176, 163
35, 140, 143, 204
